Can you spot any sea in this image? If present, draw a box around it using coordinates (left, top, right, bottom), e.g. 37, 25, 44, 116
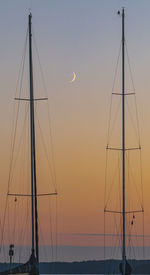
0, 246, 148, 274
0, 245, 149, 262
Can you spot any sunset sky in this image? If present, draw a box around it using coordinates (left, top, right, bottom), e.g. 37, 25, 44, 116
1, 0, 150, 262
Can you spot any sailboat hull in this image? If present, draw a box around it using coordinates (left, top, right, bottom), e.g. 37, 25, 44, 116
0, 274, 29, 275
119, 260, 132, 275
0, 270, 38, 275
0, 272, 39, 275
0, 253, 39, 275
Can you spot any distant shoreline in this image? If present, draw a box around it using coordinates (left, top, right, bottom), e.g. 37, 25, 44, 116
0, 259, 150, 274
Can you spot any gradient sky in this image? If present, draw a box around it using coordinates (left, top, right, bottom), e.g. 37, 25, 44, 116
1, 0, 150, 262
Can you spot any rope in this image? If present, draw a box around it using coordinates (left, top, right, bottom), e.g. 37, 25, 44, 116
125, 43, 141, 146
33, 31, 57, 190
107, 42, 121, 145
48, 198, 54, 261
104, 152, 121, 210
125, 42, 144, 259
35, 110, 57, 192
126, 98, 140, 145
126, 152, 143, 210
8, 27, 28, 193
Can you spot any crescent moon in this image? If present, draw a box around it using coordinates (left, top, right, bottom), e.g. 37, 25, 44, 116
70, 72, 76, 83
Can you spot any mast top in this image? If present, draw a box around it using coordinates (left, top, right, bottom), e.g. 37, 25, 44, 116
29, 12, 32, 22
29, 13, 32, 37
117, 7, 125, 16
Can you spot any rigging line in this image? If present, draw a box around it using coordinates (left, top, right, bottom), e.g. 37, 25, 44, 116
107, 42, 121, 145
49, 198, 54, 262
136, 150, 144, 257
33, 32, 56, 180
7, 28, 28, 193
104, 151, 108, 269
38, 218, 47, 262
104, 207, 106, 271
126, 152, 143, 210
18, 197, 30, 263
119, 213, 122, 251
129, 237, 136, 260
115, 171, 122, 243
126, 98, 139, 144
142, 211, 145, 259
128, 235, 131, 260
19, 211, 31, 263
127, 152, 130, 210
110, 155, 122, 262
0, 199, 8, 258
19, 111, 30, 249
140, 151, 144, 209
35, 109, 57, 192
32, 32, 57, 188
126, 151, 143, 207
107, 94, 113, 146
104, 208, 119, 257
125, 43, 141, 145
0, 194, 4, 244
8, 202, 10, 252
127, 152, 131, 256
104, 151, 108, 267
104, 152, 122, 209
134, 95, 141, 145
112, 42, 122, 90
114, 169, 119, 219
112, 215, 120, 259
16, 114, 27, 244
12, 197, 17, 245
104, 150, 108, 218
111, 153, 122, 257
47, 102, 57, 187
0, 194, 8, 254
127, 214, 131, 255
9, 28, 28, 171
39, 214, 55, 263
105, 158, 117, 208
18, 106, 30, 262
133, 220, 140, 258
118, 152, 121, 215
104, 152, 121, 256
113, 210, 121, 258
107, 97, 122, 147
9, 103, 29, 188
35, 115, 56, 191
14, 26, 29, 100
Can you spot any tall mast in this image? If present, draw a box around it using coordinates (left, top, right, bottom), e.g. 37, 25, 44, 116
29, 12, 35, 255
29, 13, 39, 263
122, 8, 126, 275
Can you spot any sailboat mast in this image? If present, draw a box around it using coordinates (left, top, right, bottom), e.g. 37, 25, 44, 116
29, 13, 39, 264
122, 8, 126, 275
29, 13, 35, 254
